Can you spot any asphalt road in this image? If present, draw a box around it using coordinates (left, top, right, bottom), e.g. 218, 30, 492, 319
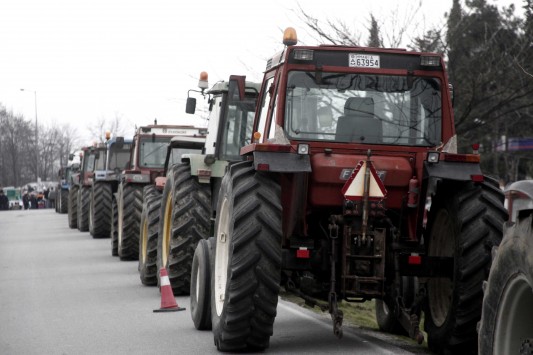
0, 209, 428, 354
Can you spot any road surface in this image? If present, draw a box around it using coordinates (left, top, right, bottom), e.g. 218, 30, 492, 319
0, 209, 429, 354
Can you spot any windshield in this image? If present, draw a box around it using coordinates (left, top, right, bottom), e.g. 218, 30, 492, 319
108, 144, 131, 170
94, 150, 106, 170
139, 137, 171, 168
84, 153, 95, 172
285, 71, 442, 146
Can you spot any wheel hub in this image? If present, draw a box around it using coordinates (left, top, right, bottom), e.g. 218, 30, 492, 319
214, 197, 230, 316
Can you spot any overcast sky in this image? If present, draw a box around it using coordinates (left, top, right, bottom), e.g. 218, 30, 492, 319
0, 0, 520, 145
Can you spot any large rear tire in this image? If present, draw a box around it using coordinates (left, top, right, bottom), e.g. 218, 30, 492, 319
117, 183, 143, 261
157, 164, 211, 294
479, 215, 533, 354
55, 191, 60, 213
190, 237, 214, 330
77, 186, 90, 232
59, 189, 68, 214
211, 162, 282, 352
111, 196, 119, 256
424, 180, 506, 354
68, 186, 79, 229
139, 185, 162, 286
90, 182, 113, 238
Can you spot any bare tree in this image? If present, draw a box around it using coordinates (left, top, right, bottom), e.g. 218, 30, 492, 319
0, 105, 35, 186
294, 1, 423, 47
87, 112, 129, 143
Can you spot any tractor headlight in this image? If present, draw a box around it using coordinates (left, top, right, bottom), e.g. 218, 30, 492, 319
427, 151, 440, 163
297, 144, 309, 155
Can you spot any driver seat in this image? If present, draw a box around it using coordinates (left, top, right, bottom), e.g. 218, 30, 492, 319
336, 97, 382, 143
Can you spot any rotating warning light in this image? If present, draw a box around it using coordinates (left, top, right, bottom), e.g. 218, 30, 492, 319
198, 71, 209, 90
253, 131, 262, 142
283, 27, 298, 46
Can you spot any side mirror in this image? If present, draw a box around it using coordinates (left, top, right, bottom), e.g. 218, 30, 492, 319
68, 154, 74, 161
186, 97, 197, 114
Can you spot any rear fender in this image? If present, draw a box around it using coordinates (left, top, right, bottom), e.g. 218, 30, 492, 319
252, 151, 311, 173
504, 180, 533, 223
189, 154, 229, 183
423, 161, 483, 197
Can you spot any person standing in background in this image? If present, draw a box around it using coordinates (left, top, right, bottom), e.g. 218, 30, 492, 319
48, 187, 56, 209
22, 191, 30, 210
0, 189, 9, 210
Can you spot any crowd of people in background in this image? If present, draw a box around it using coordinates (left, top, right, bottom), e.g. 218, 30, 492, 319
0, 186, 56, 211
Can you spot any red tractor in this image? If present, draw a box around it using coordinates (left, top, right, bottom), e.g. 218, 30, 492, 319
114, 123, 207, 260
68, 145, 102, 231
193, 28, 507, 353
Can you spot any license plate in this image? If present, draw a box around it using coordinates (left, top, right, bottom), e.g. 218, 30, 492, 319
349, 54, 380, 68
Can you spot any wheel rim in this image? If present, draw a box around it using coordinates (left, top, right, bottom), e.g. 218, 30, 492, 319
494, 273, 533, 354
141, 217, 148, 264
162, 192, 172, 267
195, 261, 201, 300
428, 209, 454, 327
380, 300, 390, 316
214, 197, 230, 316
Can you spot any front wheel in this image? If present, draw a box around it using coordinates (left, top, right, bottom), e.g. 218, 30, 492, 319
157, 164, 211, 294
90, 182, 112, 238
77, 186, 90, 232
211, 162, 282, 352
375, 276, 417, 336
424, 180, 507, 354
478, 215, 533, 354
59, 189, 68, 214
68, 186, 79, 229
190, 237, 214, 330
117, 183, 143, 261
139, 185, 162, 286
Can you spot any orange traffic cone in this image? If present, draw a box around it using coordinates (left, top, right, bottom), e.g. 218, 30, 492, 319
153, 267, 185, 313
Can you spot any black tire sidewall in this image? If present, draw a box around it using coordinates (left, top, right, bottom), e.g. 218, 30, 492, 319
156, 171, 174, 286
424, 181, 505, 354
210, 162, 282, 351
190, 238, 212, 330
479, 217, 533, 354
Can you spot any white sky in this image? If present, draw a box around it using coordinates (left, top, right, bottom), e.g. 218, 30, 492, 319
0, 0, 521, 145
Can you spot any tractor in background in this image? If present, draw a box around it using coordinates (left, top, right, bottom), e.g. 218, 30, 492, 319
88, 134, 132, 238
138, 133, 206, 286
138, 73, 260, 299
114, 123, 207, 260
56, 150, 82, 214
